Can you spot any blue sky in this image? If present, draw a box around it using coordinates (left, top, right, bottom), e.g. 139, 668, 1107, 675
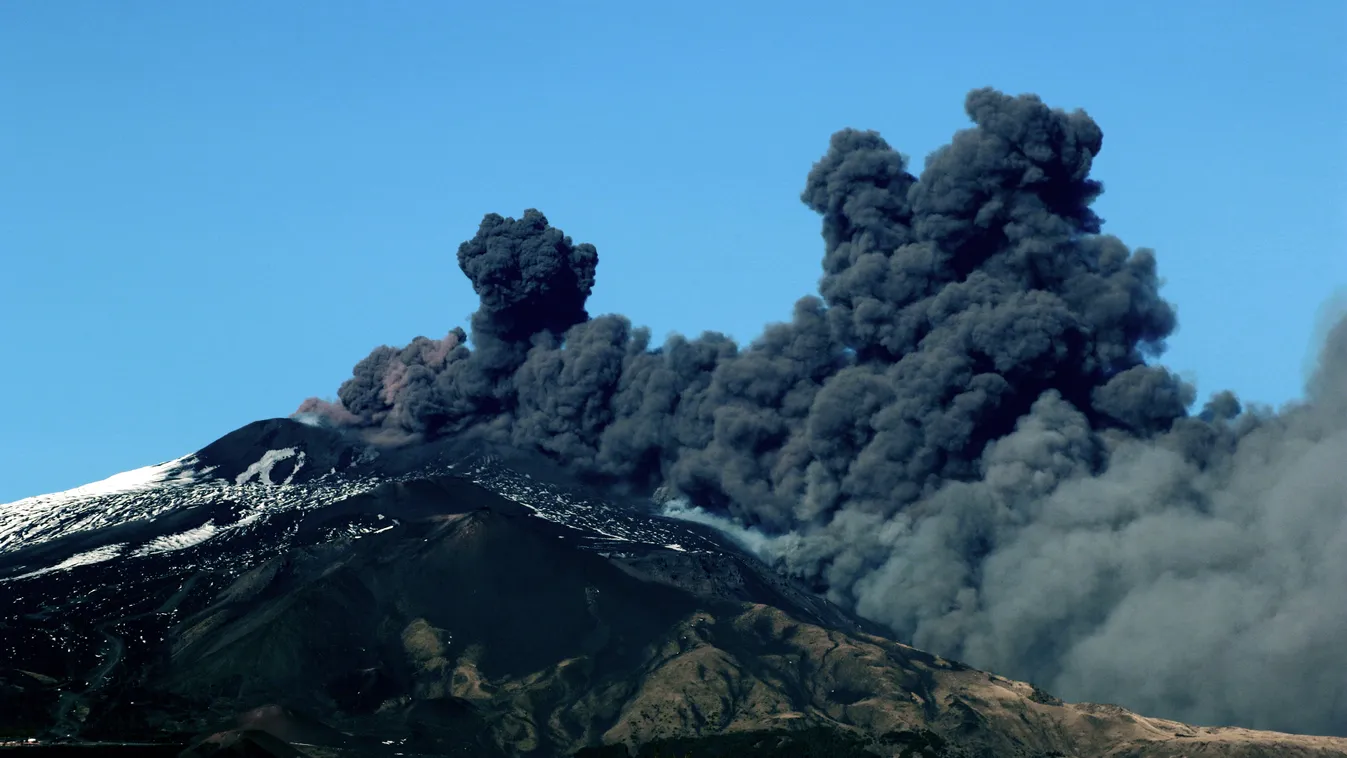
2, 1, 1344, 503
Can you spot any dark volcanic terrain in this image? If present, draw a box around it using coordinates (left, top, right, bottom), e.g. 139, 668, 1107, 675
2, 419, 1344, 757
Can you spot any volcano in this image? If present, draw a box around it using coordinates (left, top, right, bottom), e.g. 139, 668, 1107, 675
1, 418, 1343, 757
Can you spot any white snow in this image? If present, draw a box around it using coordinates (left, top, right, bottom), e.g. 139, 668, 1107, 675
0, 456, 200, 554
5, 457, 194, 506
464, 459, 714, 554
346, 519, 400, 540
589, 525, 632, 542
1, 442, 722, 577
234, 448, 305, 486
6, 543, 127, 581
132, 520, 221, 556
0, 450, 385, 557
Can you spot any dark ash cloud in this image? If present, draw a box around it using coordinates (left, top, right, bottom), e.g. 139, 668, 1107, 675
298, 88, 1347, 736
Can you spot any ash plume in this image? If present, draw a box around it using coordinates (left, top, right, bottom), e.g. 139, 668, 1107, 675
299, 88, 1347, 735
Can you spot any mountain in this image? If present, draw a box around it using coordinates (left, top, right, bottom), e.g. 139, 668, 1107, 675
1, 419, 1344, 757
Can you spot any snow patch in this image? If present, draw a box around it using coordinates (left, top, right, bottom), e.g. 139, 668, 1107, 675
589, 525, 632, 543
346, 519, 400, 540
464, 461, 717, 554
234, 448, 305, 486
132, 520, 220, 556
5, 543, 127, 581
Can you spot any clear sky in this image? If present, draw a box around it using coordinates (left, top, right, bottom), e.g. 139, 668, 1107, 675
2, 1, 1344, 504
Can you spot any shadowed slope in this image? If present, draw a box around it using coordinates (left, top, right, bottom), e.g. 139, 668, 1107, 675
3, 420, 1346, 757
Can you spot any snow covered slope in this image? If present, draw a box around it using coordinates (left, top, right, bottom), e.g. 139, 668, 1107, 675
0, 417, 722, 578
0, 417, 871, 746
0, 456, 203, 553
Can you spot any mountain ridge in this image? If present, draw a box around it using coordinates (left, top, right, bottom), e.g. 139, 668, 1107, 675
2, 418, 1344, 757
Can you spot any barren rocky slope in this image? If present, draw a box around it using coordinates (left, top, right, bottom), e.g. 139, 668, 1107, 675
1, 419, 1342, 758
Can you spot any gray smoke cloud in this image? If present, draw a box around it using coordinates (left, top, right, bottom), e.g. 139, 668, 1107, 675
299, 88, 1347, 735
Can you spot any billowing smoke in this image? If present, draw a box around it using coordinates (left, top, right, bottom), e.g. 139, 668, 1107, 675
299, 88, 1347, 736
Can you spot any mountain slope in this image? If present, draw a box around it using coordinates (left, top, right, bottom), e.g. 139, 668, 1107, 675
1, 419, 1343, 757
